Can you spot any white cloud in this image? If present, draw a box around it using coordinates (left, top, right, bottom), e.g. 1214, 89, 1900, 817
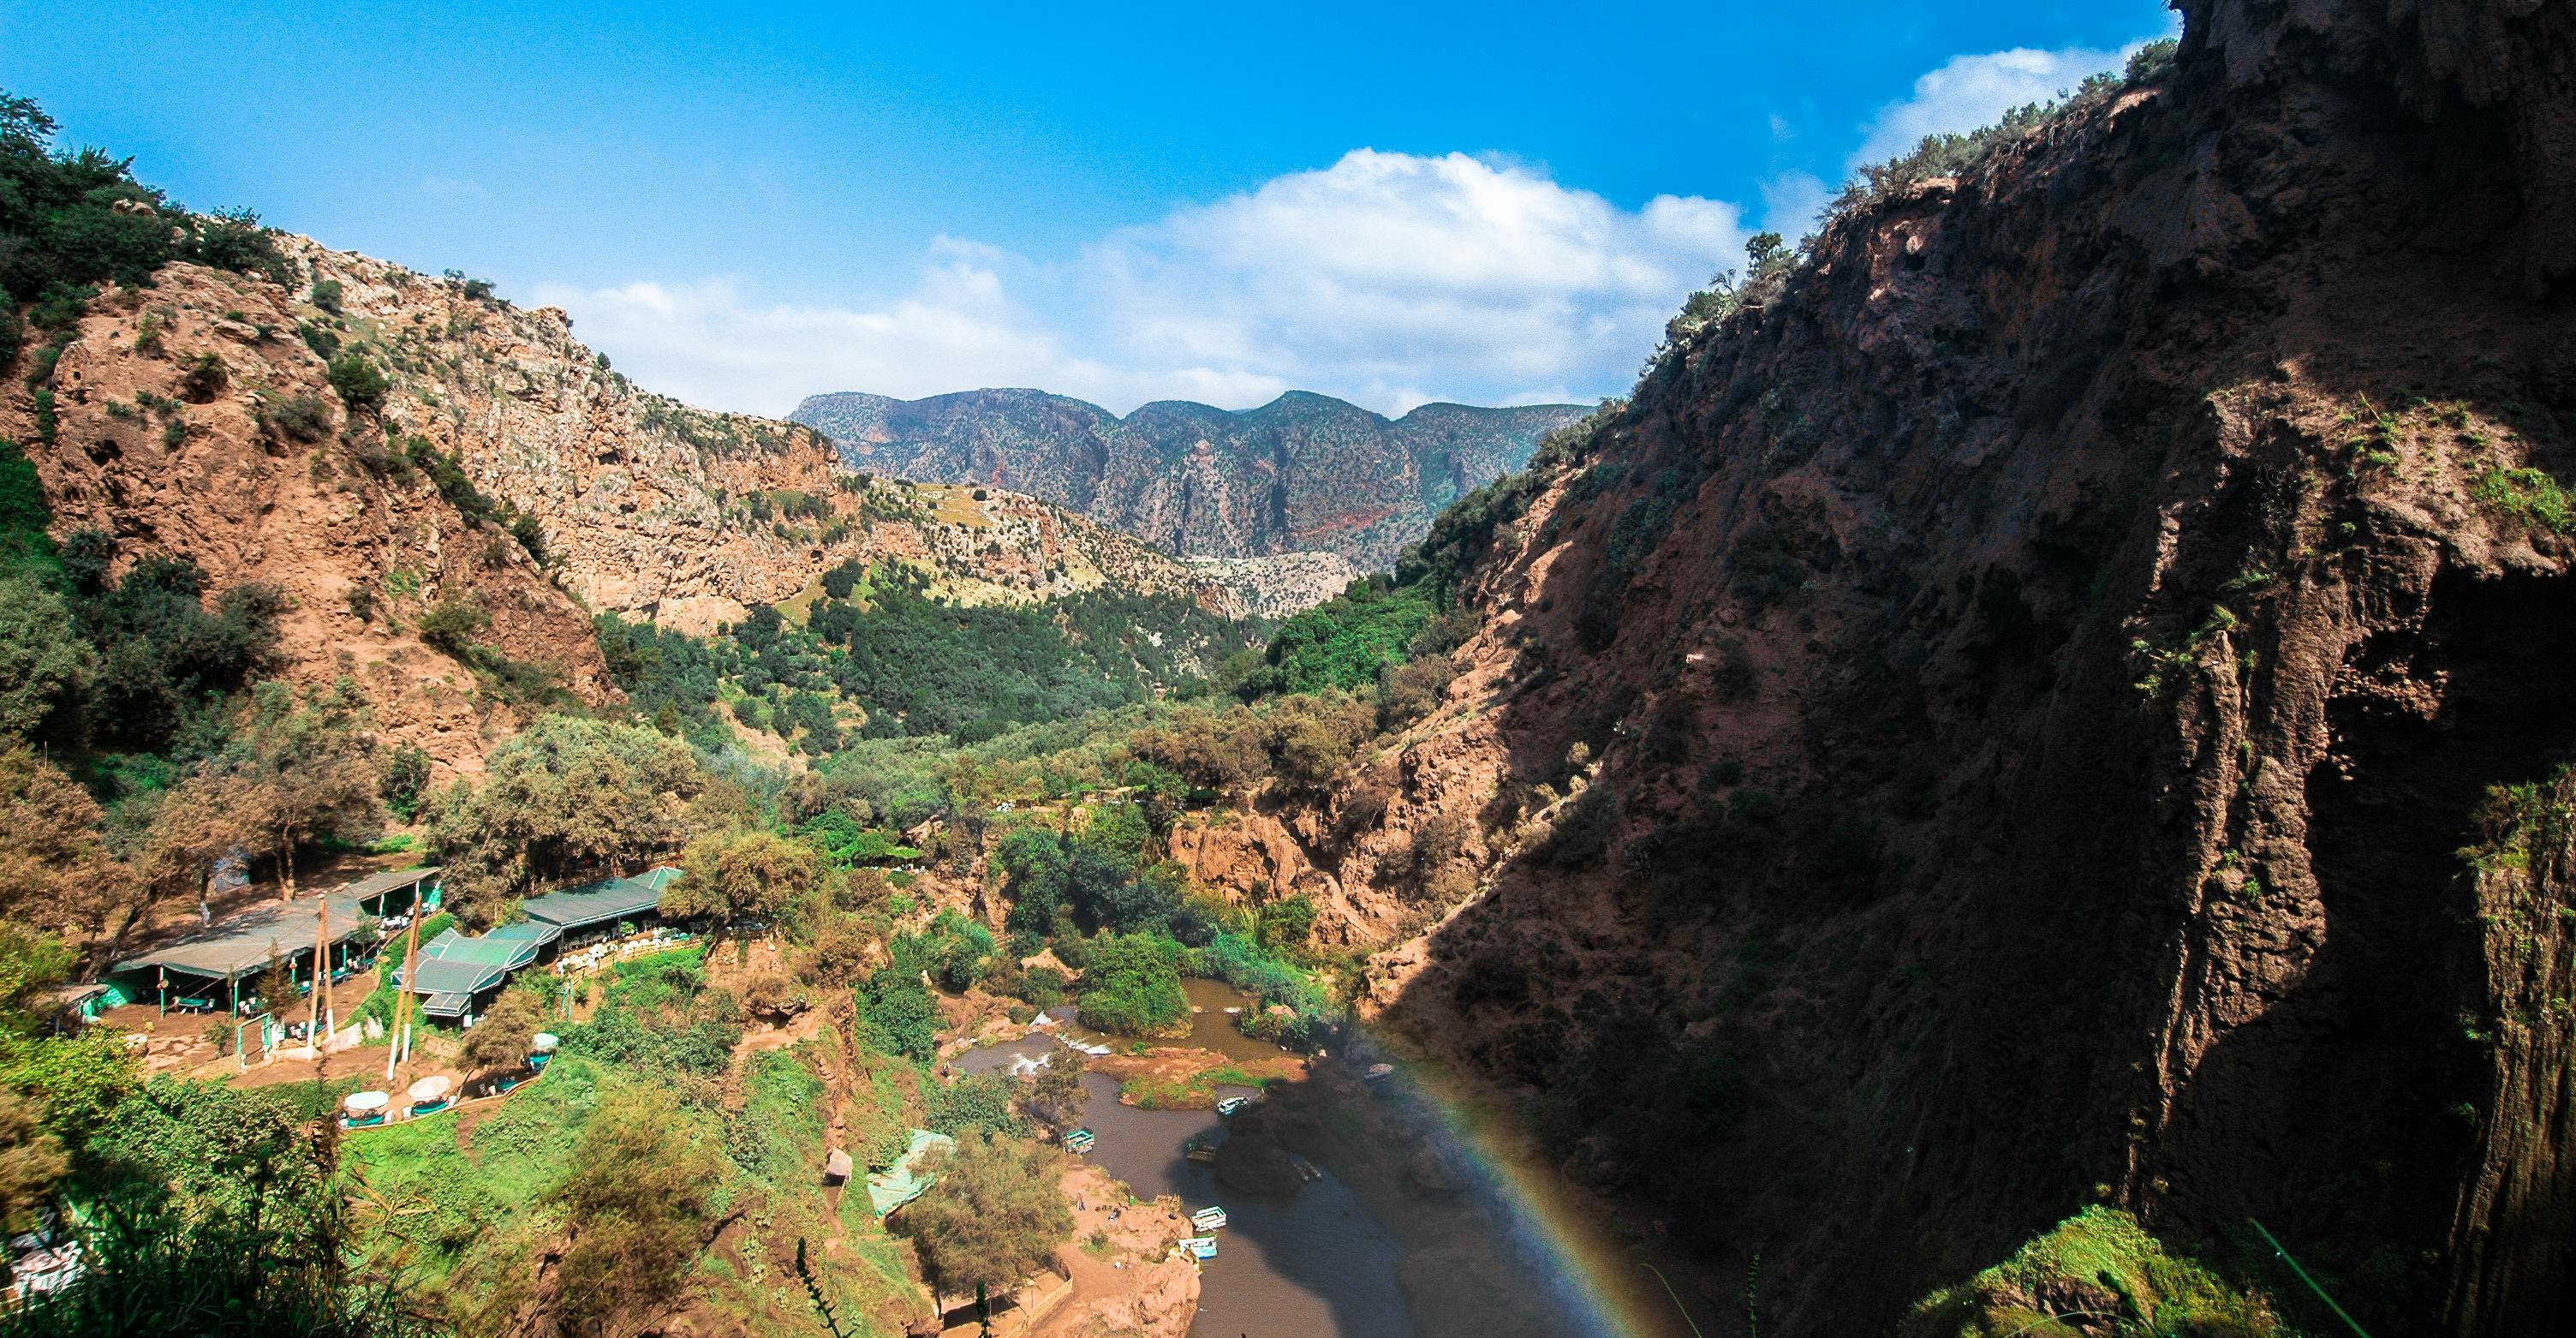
1757, 170, 1833, 239
542, 149, 1746, 418
1846, 40, 2153, 170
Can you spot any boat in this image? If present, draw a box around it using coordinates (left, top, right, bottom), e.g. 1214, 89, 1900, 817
1063, 1128, 1095, 1153
1185, 1143, 1218, 1164
1288, 1154, 1321, 1183
1362, 1062, 1396, 1084
1181, 1235, 1219, 1259
1214, 1096, 1255, 1116
1190, 1206, 1228, 1231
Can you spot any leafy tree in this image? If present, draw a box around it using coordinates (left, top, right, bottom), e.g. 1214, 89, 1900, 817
426, 714, 701, 926
0, 1089, 63, 1235
1255, 895, 1317, 953
892, 909, 997, 992
0, 570, 88, 739
662, 827, 820, 944
856, 969, 939, 1060
0, 1027, 140, 1149
1075, 932, 1188, 1036
324, 350, 388, 411
379, 744, 431, 821
224, 679, 383, 898
892, 1132, 1072, 1308
0, 744, 128, 933
548, 1083, 722, 1336
924, 1072, 1026, 1140
1021, 1048, 1088, 1134
63, 542, 281, 754
457, 986, 544, 1078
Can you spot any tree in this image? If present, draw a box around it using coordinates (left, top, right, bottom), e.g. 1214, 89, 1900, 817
457, 986, 543, 1078
324, 350, 389, 412
0, 1090, 64, 1235
426, 714, 702, 926
892, 1132, 1073, 1309
1075, 933, 1188, 1037
856, 970, 939, 1060
253, 947, 299, 1015
1022, 1048, 1088, 1134
0, 571, 89, 739
662, 828, 820, 947
132, 769, 257, 932
228, 680, 383, 899
550, 1083, 721, 1335
0, 744, 127, 933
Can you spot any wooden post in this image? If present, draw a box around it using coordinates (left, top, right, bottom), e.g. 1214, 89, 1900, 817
387, 908, 422, 1082
306, 899, 328, 1058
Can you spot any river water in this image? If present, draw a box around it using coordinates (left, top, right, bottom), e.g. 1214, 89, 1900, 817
957, 981, 1601, 1338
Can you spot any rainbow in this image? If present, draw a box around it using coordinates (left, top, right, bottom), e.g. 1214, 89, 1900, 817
1364, 1049, 1707, 1338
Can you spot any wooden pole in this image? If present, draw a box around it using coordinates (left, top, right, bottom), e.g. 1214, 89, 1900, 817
387, 908, 422, 1082
306, 898, 328, 1058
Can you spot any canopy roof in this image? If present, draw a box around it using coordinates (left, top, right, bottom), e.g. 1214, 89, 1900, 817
118, 891, 377, 983
398, 923, 555, 1001
519, 867, 677, 932
867, 1129, 956, 1216
331, 865, 441, 909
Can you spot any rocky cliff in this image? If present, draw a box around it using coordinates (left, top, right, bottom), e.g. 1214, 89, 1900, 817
3, 239, 1267, 771
1265, 3, 2576, 1335
790, 386, 1584, 570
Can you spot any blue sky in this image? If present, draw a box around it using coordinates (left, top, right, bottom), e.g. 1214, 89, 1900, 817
9, 1, 2177, 415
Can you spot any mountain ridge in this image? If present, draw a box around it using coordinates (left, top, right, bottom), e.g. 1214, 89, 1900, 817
790, 385, 1586, 570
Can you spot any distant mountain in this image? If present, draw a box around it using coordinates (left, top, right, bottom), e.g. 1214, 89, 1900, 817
790, 388, 1587, 570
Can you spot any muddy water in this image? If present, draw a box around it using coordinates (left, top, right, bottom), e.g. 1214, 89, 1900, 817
958, 983, 1594, 1338
960, 986, 1413, 1336
1074, 1072, 1411, 1338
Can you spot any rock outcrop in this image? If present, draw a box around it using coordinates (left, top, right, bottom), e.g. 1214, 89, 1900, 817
3, 240, 1263, 771
1261, 3, 2576, 1335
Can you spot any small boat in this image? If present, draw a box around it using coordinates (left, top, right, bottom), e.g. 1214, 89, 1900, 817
1289, 1154, 1321, 1183
1185, 1144, 1218, 1164
1064, 1128, 1096, 1153
1222, 1006, 1241, 1015
1214, 1096, 1255, 1117
1362, 1063, 1395, 1084
1190, 1206, 1229, 1231
1181, 1235, 1218, 1259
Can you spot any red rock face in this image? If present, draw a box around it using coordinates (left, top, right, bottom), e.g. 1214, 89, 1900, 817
1250, 3, 2576, 1333
3, 240, 1261, 773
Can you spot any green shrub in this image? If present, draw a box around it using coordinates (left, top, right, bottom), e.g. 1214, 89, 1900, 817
325, 350, 389, 411
415, 594, 488, 657
257, 393, 331, 444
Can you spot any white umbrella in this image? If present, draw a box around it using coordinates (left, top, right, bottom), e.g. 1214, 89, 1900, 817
343, 1090, 391, 1114
407, 1075, 451, 1102
530, 1032, 559, 1053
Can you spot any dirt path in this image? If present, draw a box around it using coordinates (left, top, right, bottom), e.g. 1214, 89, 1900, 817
1017, 1162, 1199, 1338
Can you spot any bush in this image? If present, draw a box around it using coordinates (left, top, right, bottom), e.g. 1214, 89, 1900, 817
1075, 932, 1189, 1036
257, 393, 331, 445
307, 278, 343, 314
415, 594, 488, 657
178, 351, 225, 399
325, 350, 389, 411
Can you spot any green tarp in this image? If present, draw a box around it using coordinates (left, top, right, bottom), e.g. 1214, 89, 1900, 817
867, 1129, 955, 1217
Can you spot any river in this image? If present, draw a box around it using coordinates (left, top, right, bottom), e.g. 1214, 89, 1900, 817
957, 981, 1604, 1338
